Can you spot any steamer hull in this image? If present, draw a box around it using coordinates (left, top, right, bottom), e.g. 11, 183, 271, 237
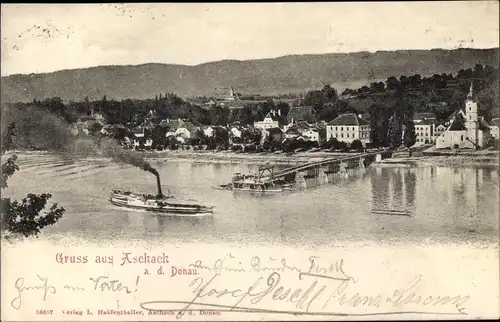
108, 190, 213, 215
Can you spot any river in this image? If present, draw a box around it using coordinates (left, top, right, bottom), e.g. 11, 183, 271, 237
3, 153, 499, 248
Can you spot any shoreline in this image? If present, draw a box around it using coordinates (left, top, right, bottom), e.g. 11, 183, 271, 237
6, 149, 499, 167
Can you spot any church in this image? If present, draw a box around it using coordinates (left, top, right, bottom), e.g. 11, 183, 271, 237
435, 83, 490, 149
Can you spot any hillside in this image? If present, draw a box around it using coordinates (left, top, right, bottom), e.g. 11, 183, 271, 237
1, 48, 498, 102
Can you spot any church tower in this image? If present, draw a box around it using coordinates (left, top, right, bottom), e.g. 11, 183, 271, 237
465, 81, 478, 147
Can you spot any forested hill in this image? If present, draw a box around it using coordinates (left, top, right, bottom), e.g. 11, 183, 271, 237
1, 48, 498, 102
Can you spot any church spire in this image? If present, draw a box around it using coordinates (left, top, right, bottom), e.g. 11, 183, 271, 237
467, 81, 474, 100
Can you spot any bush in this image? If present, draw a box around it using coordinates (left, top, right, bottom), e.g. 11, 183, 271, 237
350, 139, 363, 151
231, 144, 242, 151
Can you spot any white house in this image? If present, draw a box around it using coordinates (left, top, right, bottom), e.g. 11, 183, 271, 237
133, 137, 152, 149
414, 119, 436, 144
326, 113, 371, 145
434, 123, 448, 140
254, 111, 280, 130
489, 118, 500, 139
174, 122, 199, 141
175, 127, 191, 140
203, 126, 214, 137
436, 83, 490, 149
302, 129, 320, 143
230, 127, 242, 138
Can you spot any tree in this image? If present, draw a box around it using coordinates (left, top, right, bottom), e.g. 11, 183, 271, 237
386, 76, 400, 90
403, 121, 416, 156
1, 123, 65, 238
350, 139, 363, 152
88, 122, 103, 136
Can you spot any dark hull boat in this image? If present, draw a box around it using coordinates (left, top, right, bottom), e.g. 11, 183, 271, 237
108, 191, 214, 215
108, 172, 213, 216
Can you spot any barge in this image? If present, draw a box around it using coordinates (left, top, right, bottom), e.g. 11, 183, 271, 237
216, 166, 293, 192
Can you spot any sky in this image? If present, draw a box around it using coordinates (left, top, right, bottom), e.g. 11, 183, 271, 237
1, 2, 499, 76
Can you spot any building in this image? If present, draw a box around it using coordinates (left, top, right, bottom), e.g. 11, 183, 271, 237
284, 121, 310, 139
174, 122, 199, 141
132, 127, 145, 139
434, 123, 448, 140
489, 118, 500, 139
72, 116, 99, 136
262, 127, 284, 144
159, 118, 184, 132
254, 111, 280, 130
414, 119, 436, 144
313, 121, 328, 145
413, 112, 438, 144
214, 86, 238, 101
436, 83, 490, 149
203, 126, 215, 137
229, 126, 242, 138
302, 128, 320, 143
326, 113, 371, 145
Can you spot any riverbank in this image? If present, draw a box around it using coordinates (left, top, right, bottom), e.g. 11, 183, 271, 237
148, 150, 358, 165
5, 149, 499, 167
377, 155, 499, 167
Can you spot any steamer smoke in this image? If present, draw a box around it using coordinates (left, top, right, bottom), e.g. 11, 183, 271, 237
65, 137, 164, 198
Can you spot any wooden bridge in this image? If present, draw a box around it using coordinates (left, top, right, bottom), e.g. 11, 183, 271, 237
254, 150, 394, 187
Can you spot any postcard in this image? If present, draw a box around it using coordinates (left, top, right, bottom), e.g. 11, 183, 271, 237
1, 2, 499, 321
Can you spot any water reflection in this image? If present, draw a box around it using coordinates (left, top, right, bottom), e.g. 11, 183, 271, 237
4, 154, 499, 246
367, 166, 498, 236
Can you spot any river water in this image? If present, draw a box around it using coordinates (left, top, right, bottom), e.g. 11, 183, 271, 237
3, 153, 499, 248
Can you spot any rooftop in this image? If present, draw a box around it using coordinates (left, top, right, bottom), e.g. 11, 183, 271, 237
327, 113, 370, 126
286, 105, 316, 123
417, 118, 437, 126
448, 115, 467, 131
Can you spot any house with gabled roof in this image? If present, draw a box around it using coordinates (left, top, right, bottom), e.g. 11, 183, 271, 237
326, 113, 371, 144
254, 111, 280, 131
131, 126, 153, 149
285, 121, 311, 139
175, 121, 199, 141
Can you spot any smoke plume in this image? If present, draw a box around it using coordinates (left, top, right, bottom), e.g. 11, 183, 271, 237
64, 137, 164, 197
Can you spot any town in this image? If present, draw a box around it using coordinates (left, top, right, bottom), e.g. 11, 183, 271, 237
3, 64, 498, 157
